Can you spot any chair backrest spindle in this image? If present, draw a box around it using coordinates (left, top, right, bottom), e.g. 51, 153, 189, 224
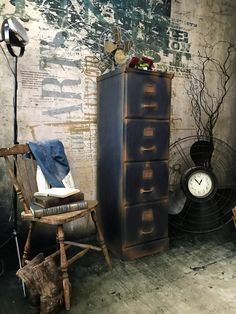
0, 144, 38, 215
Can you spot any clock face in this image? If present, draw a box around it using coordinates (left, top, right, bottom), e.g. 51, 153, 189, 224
187, 171, 213, 198
181, 167, 217, 201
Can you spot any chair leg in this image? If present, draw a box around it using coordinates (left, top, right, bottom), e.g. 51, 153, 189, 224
91, 210, 112, 271
22, 221, 35, 266
57, 225, 71, 311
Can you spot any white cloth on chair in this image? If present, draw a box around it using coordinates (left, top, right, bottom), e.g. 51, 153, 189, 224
36, 166, 75, 192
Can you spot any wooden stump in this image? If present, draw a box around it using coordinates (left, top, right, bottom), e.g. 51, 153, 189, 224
17, 253, 44, 296
34, 257, 63, 313
16, 254, 63, 314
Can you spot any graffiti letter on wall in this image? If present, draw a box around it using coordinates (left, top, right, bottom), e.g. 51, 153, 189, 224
42, 78, 81, 99
40, 56, 81, 71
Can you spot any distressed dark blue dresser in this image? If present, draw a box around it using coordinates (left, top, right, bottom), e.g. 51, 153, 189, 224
97, 67, 173, 260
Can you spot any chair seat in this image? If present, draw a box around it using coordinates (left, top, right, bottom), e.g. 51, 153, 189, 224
21, 200, 98, 225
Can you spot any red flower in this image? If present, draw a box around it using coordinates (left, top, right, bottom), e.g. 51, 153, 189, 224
142, 56, 154, 68
129, 56, 140, 67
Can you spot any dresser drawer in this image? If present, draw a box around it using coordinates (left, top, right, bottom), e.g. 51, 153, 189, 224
125, 72, 171, 119
124, 119, 169, 161
124, 161, 168, 205
123, 200, 168, 247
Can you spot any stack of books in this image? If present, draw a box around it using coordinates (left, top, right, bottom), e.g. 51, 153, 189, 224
30, 188, 87, 218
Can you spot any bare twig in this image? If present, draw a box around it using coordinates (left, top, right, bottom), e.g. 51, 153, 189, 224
187, 41, 236, 139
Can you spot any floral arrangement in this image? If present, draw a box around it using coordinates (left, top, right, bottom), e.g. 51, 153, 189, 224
129, 56, 154, 70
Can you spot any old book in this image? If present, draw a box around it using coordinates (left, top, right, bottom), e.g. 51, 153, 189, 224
30, 200, 88, 218
34, 188, 80, 198
33, 191, 84, 208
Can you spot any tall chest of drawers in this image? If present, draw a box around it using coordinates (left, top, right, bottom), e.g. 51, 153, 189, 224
97, 68, 173, 260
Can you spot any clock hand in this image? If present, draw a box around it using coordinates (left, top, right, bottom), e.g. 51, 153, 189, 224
199, 179, 203, 185
194, 178, 200, 185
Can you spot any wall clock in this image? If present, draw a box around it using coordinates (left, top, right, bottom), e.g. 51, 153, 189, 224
181, 166, 217, 202
169, 136, 236, 233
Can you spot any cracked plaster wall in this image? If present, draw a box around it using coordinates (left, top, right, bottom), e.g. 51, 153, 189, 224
0, 0, 236, 239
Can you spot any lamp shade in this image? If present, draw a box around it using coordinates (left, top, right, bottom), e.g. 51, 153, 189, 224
1, 17, 28, 57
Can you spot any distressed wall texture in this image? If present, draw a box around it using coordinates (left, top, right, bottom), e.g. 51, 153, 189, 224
0, 0, 236, 239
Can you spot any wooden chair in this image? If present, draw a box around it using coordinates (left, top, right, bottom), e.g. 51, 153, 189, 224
0, 144, 112, 310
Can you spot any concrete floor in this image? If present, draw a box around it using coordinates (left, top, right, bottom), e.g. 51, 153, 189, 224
0, 226, 236, 314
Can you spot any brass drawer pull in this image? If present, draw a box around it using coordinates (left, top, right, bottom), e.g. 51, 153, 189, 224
141, 228, 154, 235
141, 146, 156, 152
141, 103, 158, 109
140, 187, 154, 194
